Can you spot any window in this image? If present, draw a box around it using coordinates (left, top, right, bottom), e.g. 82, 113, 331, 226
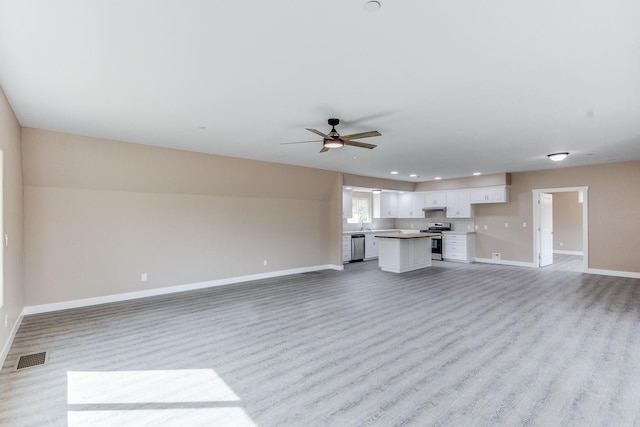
347, 197, 372, 224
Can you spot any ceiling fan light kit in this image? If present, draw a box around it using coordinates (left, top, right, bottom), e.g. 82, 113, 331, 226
548, 152, 569, 162
283, 118, 381, 153
324, 140, 344, 149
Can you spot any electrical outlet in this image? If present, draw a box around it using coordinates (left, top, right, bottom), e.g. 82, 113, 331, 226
484, 225, 488, 230
560, 242, 564, 247
523, 222, 527, 228
4, 314, 8, 328
492, 252, 501, 260
141, 273, 148, 282
504, 222, 509, 228
263, 260, 268, 266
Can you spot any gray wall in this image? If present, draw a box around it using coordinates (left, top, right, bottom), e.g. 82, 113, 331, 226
0, 87, 24, 353
22, 128, 342, 306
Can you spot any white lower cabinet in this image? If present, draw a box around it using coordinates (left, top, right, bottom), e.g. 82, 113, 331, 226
365, 234, 378, 259
443, 233, 475, 263
342, 235, 351, 263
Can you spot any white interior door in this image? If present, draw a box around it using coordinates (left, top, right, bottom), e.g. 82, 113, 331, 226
540, 193, 553, 267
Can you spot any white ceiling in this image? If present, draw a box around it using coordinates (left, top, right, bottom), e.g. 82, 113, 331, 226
1, 0, 639, 182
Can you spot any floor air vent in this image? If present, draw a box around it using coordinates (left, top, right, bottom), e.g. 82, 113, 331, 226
15, 352, 48, 371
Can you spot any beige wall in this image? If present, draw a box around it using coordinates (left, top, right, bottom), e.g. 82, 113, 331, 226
23, 129, 341, 306
473, 161, 640, 273
552, 192, 583, 252
0, 87, 24, 350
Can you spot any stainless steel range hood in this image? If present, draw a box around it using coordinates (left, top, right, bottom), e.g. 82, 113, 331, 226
422, 207, 447, 212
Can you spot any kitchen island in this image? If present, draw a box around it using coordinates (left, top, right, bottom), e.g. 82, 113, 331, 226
375, 233, 440, 273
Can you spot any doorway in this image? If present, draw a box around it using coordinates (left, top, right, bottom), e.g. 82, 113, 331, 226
532, 186, 589, 272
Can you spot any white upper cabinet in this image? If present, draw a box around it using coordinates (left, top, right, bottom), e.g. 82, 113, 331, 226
423, 191, 447, 208
397, 192, 426, 218
446, 190, 474, 218
373, 192, 398, 218
470, 186, 510, 204
342, 188, 353, 218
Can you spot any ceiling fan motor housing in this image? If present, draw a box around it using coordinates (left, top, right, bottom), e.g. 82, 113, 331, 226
328, 118, 340, 126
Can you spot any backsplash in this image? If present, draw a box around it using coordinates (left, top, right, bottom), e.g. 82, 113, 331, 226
343, 215, 475, 232
343, 217, 395, 232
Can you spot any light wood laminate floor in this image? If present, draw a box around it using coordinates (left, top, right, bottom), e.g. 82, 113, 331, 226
2, 256, 639, 426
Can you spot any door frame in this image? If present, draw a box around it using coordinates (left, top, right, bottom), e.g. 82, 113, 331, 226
532, 186, 589, 271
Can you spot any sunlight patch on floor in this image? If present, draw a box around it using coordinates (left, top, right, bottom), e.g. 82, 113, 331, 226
67, 369, 256, 426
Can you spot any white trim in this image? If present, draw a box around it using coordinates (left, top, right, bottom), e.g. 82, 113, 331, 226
474, 258, 536, 268
22, 264, 342, 316
586, 268, 640, 279
0, 314, 23, 367
532, 186, 589, 272
554, 250, 584, 256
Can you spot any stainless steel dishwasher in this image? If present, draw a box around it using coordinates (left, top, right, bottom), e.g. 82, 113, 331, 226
351, 233, 365, 262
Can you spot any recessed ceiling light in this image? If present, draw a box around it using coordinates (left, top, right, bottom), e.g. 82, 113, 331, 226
372, 189, 382, 194
473, 172, 482, 176
363, 1, 381, 12
409, 174, 418, 178
547, 152, 569, 162
390, 171, 399, 175
434, 176, 442, 180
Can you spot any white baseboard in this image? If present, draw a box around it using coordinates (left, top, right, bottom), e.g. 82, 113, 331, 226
22, 264, 343, 316
0, 314, 23, 367
586, 268, 640, 279
554, 250, 584, 256
474, 258, 536, 268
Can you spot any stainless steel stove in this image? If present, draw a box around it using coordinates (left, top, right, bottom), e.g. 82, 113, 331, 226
420, 222, 451, 260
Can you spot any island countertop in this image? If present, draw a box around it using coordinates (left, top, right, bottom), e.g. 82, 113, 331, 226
374, 232, 441, 239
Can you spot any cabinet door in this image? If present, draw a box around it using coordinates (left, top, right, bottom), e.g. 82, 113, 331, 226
446, 190, 473, 218
470, 186, 509, 204
398, 193, 426, 218
470, 189, 487, 204
424, 191, 447, 207
365, 234, 378, 259
374, 192, 398, 218
397, 193, 413, 218
486, 186, 509, 203
410, 193, 426, 217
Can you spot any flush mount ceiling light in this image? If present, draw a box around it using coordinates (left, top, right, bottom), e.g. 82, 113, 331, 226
548, 152, 569, 162
364, 1, 381, 12
473, 172, 482, 176
390, 171, 399, 175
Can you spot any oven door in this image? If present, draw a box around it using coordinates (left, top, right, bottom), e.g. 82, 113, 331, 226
431, 236, 443, 260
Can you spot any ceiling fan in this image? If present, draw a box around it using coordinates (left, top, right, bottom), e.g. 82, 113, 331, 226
282, 118, 381, 153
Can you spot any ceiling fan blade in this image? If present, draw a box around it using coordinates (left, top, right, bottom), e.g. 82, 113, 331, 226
281, 139, 322, 145
340, 131, 381, 140
306, 128, 332, 139
344, 140, 377, 149
319, 146, 330, 153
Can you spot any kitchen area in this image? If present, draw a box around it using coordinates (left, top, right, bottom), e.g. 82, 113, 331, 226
342, 185, 509, 269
